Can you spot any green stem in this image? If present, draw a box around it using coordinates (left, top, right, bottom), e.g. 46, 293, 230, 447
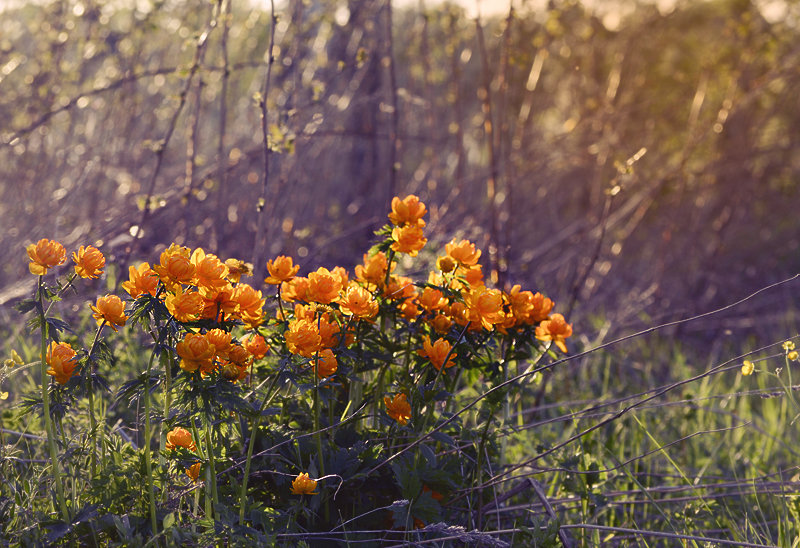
85, 321, 106, 480
204, 420, 219, 511
37, 276, 69, 521
143, 350, 158, 535
160, 344, 174, 502
239, 370, 282, 524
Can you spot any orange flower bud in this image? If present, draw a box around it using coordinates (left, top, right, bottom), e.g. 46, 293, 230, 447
316, 348, 338, 379
291, 472, 318, 495
166, 426, 196, 451
26, 239, 66, 276
384, 393, 411, 425
45, 341, 78, 385
186, 462, 202, 482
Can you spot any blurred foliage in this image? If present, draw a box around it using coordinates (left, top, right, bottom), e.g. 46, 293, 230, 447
2, 0, 800, 345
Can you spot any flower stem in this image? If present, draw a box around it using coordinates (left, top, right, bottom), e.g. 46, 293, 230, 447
143, 349, 158, 535
239, 370, 282, 525
85, 320, 106, 480
37, 276, 69, 521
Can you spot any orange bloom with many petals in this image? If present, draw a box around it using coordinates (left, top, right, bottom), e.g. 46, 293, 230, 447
165, 290, 204, 323
418, 287, 447, 313
121, 263, 160, 298
428, 313, 453, 335
199, 284, 238, 321
265, 255, 300, 285
205, 328, 233, 358
388, 195, 427, 227
191, 248, 229, 291
384, 276, 416, 301
384, 393, 412, 425
45, 341, 78, 384
446, 239, 481, 267
535, 314, 573, 353
166, 427, 196, 451
91, 294, 128, 331
153, 244, 196, 290
355, 252, 390, 287
72, 245, 105, 279
391, 225, 427, 257
419, 336, 456, 371
26, 239, 66, 276
176, 333, 215, 372
291, 473, 318, 495
285, 318, 322, 357
463, 286, 505, 331
339, 283, 379, 320
306, 267, 342, 304
281, 276, 309, 302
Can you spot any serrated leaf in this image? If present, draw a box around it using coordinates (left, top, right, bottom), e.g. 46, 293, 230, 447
14, 299, 37, 314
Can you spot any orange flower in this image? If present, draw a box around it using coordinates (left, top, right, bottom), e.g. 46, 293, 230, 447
186, 462, 202, 482
318, 313, 345, 349
428, 313, 453, 335
384, 276, 416, 301
90, 294, 127, 331
166, 426, 196, 451
265, 255, 300, 285
355, 252, 390, 287
121, 262, 159, 298
281, 276, 309, 302
306, 267, 342, 304
242, 333, 269, 360
399, 299, 421, 321
285, 318, 322, 357
232, 284, 265, 318
535, 314, 573, 353
176, 333, 215, 372
339, 283, 379, 320
204, 328, 233, 358
462, 264, 484, 288
224, 258, 253, 284
45, 341, 78, 384
419, 336, 456, 371
446, 239, 481, 267
463, 286, 505, 331
165, 289, 205, 323
26, 239, 66, 276
316, 348, 338, 378
505, 286, 554, 326
388, 195, 427, 227
153, 244, 196, 290
446, 302, 470, 327
191, 248, 229, 291
418, 287, 447, 313
529, 292, 555, 323
199, 284, 238, 321
72, 245, 105, 279
391, 225, 427, 257
384, 393, 411, 425
291, 472, 318, 495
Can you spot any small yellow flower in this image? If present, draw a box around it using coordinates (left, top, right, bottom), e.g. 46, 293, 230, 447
72, 245, 106, 279
783, 341, 796, 352
90, 294, 128, 331
26, 239, 66, 276
741, 360, 755, 376
11, 350, 24, 366
788, 351, 799, 362
291, 472, 318, 495
384, 393, 412, 426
